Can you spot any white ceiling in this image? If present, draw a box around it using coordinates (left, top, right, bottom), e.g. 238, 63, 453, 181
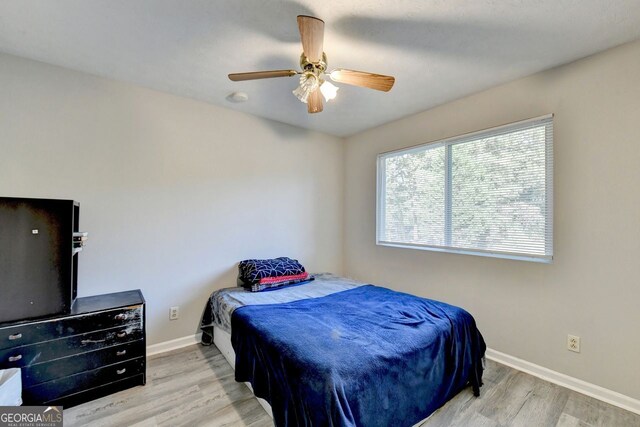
1, 1, 640, 137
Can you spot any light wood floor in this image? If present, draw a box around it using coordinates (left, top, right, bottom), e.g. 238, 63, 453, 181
64, 344, 640, 427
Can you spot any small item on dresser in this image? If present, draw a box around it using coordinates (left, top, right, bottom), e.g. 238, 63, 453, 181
238, 257, 306, 286
0, 368, 22, 406
72, 232, 89, 254
247, 272, 314, 292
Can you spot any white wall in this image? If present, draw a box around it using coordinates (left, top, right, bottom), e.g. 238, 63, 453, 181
344, 40, 640, 400
0, 53, 344, 345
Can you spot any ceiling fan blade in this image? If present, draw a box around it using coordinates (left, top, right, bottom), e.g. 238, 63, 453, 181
297, 15, 324, 63
228, 70, 297, 81
307, 89, 323, 113
329, 69, 395, 92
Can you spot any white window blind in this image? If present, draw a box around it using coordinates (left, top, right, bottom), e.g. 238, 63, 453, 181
377, 115, 553, 262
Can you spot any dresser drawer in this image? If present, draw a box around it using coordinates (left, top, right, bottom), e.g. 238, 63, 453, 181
21, 340, 144, 387
23, 357, 145, 404
0, 305, 142, 350
0, 323, 143, 369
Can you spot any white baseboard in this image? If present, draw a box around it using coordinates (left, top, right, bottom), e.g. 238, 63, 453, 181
147, 332, 202, 357
486, 348, 640, 415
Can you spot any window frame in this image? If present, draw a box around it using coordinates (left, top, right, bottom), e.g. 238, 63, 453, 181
376, 114, 554, 263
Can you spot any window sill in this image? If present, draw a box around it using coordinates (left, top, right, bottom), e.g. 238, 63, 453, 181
376, 241, 553, 264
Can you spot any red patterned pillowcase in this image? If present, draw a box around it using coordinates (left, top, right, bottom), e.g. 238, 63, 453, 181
246, 272, 313, 292
259, 272, 309, 285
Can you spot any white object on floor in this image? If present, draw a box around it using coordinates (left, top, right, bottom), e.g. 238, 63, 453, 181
0, 368, 22, 406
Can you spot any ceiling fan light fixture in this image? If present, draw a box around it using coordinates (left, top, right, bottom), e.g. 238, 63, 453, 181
320, 80, 339, 102
292, 72, 319, 104
228, 15, 396, 113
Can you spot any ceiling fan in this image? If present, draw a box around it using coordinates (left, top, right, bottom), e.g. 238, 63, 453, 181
228, 15, 395, 114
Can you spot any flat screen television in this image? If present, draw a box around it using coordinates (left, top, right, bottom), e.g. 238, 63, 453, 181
0, 197, 82, 324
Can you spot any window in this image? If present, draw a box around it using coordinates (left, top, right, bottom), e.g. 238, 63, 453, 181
377, 115, 553, 263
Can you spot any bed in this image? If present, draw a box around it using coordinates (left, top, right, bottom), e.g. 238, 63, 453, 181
200, 273, 486, 427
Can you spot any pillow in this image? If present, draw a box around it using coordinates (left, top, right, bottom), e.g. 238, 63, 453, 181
238, 257, 305, 286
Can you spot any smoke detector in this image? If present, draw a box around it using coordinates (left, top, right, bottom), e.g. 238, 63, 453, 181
226, 91, 249, 103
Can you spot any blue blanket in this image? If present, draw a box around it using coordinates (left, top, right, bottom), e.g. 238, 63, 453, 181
231, 285, 486, 427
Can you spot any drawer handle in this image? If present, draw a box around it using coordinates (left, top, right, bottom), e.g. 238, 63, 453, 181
116, 368, 127, 375
8, 354, 22, 362
117, 331, 127, 338
116, 349, 127, 356
8, 333, 22, 341
114, 313, 129, 321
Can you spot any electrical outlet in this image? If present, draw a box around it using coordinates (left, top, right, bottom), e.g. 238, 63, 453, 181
169, 306, 179, 320
567, 334, 580, 353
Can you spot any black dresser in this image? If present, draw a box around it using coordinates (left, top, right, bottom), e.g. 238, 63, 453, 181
0, 290, 146, 408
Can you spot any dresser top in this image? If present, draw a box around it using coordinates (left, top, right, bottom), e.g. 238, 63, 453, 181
0, 290, 144, 328
71, 290, 145, 315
